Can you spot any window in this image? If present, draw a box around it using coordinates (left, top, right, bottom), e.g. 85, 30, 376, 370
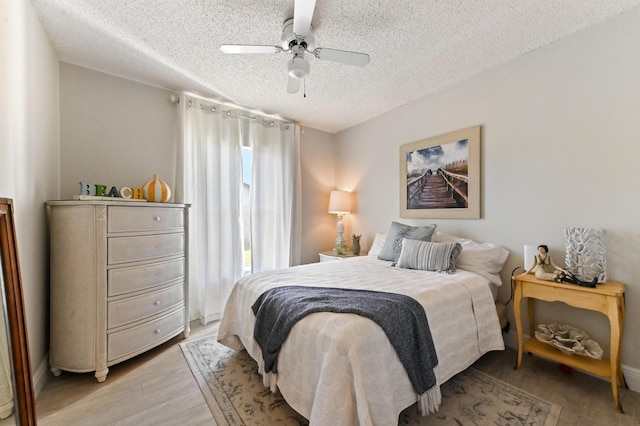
242, 146, 252, 274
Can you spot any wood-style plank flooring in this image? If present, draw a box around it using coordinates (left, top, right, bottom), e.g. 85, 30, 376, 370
36, 322, 217, 426
36, 321, 640, 425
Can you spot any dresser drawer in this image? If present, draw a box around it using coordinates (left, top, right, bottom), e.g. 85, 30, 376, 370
108, 233, 184, 265
108, 307, 185, 363
108, 258, 184, 296
108, 206, 184, 233
108, 283, 184, 329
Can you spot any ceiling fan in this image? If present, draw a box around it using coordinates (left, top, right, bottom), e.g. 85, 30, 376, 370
219, 0, 370, 94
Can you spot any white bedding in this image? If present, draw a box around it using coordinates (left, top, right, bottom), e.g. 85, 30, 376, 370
218, 256, 505, 426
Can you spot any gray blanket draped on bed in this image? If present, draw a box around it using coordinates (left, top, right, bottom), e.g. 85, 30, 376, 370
251, 286, 440, 412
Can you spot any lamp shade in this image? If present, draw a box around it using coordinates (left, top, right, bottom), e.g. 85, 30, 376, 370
524, 244, 537, 270
328, 190, 351, 214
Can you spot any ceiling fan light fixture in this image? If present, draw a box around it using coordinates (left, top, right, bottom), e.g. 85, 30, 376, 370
219, 0, 369, 93
287, 55, 310, 79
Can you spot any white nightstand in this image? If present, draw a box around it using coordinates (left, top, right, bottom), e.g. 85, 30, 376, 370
319, 250, 366, 262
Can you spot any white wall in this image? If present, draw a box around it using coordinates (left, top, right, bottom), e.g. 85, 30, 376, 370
334, 7, 640, 374
60, 64, 178, 199
0, 0, 60, 393
299, 127, 338, 264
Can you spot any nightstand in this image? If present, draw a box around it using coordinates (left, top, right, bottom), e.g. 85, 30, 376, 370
319, 250, 366, 262
513, 273, 626, 412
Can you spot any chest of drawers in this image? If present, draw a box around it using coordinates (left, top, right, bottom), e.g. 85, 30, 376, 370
46, 201, 190, 382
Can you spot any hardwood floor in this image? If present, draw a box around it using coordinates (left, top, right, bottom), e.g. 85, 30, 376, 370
36, 321, 218, 426
36, 322, 640, 425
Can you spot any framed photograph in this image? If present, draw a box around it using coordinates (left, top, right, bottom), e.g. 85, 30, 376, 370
400, 125, 481, 219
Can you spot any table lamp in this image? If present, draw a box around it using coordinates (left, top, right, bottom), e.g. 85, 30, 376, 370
524, 244, 537, 270
328, 190, 351, 254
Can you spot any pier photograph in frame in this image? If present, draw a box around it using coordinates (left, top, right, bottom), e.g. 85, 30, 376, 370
400, 126, 480, 219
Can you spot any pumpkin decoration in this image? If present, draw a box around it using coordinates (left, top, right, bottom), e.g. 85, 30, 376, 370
143, 174, 171, 202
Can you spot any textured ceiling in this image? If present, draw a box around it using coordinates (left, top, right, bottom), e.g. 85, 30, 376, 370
31, 0, 640, 133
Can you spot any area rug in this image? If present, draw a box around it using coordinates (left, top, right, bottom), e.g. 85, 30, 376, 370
181, 335, 561, 426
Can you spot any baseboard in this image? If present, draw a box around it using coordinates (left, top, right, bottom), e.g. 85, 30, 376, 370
502, 329, 640, 393
622, 364, 640, 393
32, 352, 49, 398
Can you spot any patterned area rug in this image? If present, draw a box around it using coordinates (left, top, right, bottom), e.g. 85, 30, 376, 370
181, 335, 561, 426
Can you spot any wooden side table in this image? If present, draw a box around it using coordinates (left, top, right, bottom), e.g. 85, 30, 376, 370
513, 273, 626, 412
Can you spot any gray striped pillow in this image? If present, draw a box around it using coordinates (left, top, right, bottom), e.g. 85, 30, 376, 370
377, 222, 437, 262
396, 239, 462, 274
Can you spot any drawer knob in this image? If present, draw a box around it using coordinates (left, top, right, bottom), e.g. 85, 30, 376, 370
154, 300, 161, 305
154, 216, 161, 222
154, 329, 161, 334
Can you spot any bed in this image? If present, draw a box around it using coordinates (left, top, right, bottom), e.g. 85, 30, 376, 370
218, 227, 509, 425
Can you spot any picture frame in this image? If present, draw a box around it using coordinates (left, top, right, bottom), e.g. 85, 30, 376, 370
0, 198, 37, 425
400, 125, 481, 219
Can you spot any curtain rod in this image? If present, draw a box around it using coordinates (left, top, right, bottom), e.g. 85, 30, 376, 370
169, 93, 294, 126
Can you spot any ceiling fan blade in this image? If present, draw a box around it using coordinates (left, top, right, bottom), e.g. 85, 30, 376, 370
314, 48, 370, 67
287, 76, 300, 94
219, 44, 282, 54
293, 0, 316, 37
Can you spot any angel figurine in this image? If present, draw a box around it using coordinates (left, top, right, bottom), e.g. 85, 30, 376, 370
522, 244, 597, 288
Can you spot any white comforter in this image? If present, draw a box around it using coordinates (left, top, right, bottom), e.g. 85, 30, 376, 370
218, 256, 504, 426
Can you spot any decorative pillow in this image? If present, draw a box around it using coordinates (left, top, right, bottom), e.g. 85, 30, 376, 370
432, 231, 509, 286
367, 232, 387, 257
396, 239, 462, 273
377, 222, 437, 262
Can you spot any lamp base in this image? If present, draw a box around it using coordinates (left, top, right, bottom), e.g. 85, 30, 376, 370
334, 231, 347, 254
334, 214, 347, 254
334, 241, 347, 255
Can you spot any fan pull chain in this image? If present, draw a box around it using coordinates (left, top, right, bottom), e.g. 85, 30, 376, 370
303, 78, 306, 98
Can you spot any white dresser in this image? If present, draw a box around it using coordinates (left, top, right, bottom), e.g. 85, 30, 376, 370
46, 200, 190, 382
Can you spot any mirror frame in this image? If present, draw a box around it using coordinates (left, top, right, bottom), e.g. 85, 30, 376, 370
0, 199, 36, 425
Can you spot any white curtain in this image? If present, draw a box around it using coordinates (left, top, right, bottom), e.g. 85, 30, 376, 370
249, 122, 302, 272
175, 96, 302, 324
175, 97, 244, 324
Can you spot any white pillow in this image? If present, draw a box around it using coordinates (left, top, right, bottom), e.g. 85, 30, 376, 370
367, 232, 387, 257
432, 231, 509, 286
432, 231, 465, 244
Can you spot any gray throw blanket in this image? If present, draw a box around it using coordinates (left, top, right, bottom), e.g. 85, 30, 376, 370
251, 286, 439, 400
